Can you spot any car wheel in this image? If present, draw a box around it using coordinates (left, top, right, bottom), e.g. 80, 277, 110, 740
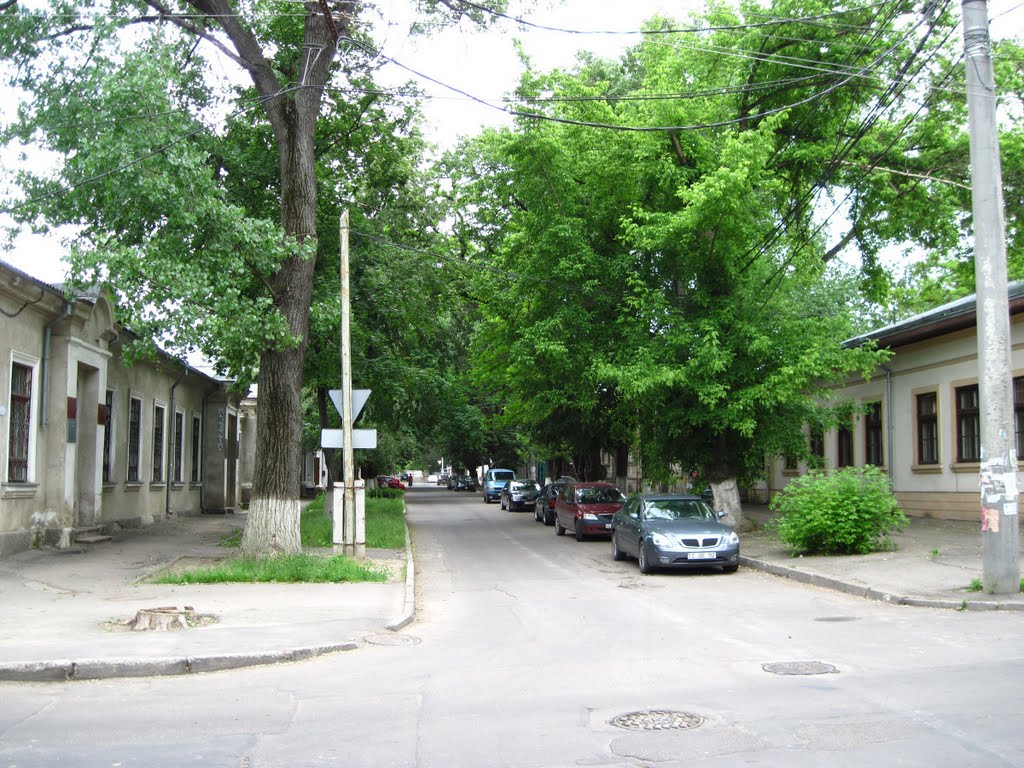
534, 506, 541, 522
574, 523, 584, 542
611, 533, 625, 561
543, 509, 554, 526
638, 540, 654, 574
722, 563, 739, 574
484, 494, 490, 504
555, 517, 566, 536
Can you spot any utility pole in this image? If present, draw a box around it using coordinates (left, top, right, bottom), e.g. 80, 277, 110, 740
340, 209, 356, 557
962, 0, 1020, 593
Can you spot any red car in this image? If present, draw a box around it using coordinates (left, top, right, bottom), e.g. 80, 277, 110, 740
553, 482, 627, 541
376, 475, 405, 490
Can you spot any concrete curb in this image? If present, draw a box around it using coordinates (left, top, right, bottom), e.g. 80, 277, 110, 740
385, 519, 416, 632
0, 642, 360, 682
739, 555, 1024, 612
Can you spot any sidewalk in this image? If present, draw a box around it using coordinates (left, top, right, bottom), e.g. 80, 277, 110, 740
740, 505, 1024, 611
0, 513, 413, 682
0, 501, 1020, 683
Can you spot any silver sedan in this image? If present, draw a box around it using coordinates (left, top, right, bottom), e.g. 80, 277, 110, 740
610, 493, 739, 574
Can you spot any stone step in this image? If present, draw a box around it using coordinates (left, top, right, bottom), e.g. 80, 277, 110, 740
74, 527, 111, 545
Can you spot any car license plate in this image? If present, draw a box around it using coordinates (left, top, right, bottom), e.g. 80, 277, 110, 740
687, 552, 716, 560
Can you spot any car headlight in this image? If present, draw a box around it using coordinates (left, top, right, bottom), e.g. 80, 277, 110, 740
725, 531, 740, 545
651, 533, 672, 547
582, 513, 599, 521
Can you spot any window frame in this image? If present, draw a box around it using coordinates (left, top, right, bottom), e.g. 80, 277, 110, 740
915, 390, 939, 466
864, 400, 884, 467
190, 413, 202, 483
152, 401, 166, 483
7, 356, 39, 484
127, 393, 143, 483
102, 388, 115, 484
836, 422, 854, 468
173, 409, 184, 484
955, 383, 981, 463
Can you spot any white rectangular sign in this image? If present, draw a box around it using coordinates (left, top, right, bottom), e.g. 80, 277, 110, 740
321, 428, 377, 450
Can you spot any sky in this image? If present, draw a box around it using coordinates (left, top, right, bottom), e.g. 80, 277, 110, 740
2, 0, 1022, 284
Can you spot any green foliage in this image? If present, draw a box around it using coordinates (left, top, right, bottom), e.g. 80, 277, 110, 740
150, 555, 386, 584
769, 466, 908, 555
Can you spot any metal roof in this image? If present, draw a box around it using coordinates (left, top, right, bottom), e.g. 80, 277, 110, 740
845, 280, 1024, 350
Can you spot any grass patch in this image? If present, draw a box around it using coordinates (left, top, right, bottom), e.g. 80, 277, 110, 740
219, 527, 242, 547
366, 495, 406, 549
215, 492, 406, 553
966, 577, 1024, 593
301, 495, 333, 547
151, 554, 386, 584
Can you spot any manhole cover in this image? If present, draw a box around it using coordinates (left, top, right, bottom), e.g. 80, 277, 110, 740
363, 633, 421, 646
814, 616, 860, 622
610, 710, 704, 731
763, 661, 838, 676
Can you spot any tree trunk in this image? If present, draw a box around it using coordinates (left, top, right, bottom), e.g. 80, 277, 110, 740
231, 4, 343, 558
709, 477, 743, 530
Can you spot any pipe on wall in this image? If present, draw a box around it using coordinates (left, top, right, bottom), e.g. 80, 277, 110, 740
39, 302, 73, 427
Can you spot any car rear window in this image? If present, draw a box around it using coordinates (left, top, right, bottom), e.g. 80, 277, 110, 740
577, 487, 626, 504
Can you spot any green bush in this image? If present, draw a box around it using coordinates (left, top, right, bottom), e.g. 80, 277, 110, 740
769, 466, 907, 555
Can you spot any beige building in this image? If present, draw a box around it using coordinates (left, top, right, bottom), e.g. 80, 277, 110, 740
1, 259, 244, 556
766, 284, 1024, 521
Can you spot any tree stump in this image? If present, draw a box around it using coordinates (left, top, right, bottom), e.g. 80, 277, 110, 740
127, 606, 196, 631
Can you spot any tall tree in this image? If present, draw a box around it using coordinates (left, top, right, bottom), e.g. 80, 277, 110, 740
0, 0, 512, 555
444, 0, 1001, 526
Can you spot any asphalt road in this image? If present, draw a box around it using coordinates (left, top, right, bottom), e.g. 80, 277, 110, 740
2, 485, 1023, 767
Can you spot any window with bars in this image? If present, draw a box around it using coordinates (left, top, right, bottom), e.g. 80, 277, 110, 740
916, 392, 938, 465
127, 396, 142, 482
102, 389, 114, 483
956, 384, 980, 462
191, 415, 201, 483
152, 403, 165, 482
865, 401, 884, 466
173, 411, 184, 483
8, 363, 32, 483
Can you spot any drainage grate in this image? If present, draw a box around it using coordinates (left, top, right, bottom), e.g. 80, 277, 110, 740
610, 710, 704, 731
763, 661, 838, 676
363, 633, 421, 646
814, 616, 860, 622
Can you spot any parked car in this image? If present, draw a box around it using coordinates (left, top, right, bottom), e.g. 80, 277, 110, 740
500, 480, 541, 511
437, 472, 450, 486
482, 468, 516, 503
610, 493, 739, 574
533, 476, 577, 525
554, 482, 627, 541
456, 474, 478, 491
376, 475, 405, 490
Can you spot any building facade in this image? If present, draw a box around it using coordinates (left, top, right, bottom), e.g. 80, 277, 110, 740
766, 285, 1024, 521
1, 260, 243, 556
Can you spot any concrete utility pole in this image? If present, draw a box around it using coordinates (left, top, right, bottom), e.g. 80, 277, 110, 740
340, 210, 357, 557
962, 0, 1020, 593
